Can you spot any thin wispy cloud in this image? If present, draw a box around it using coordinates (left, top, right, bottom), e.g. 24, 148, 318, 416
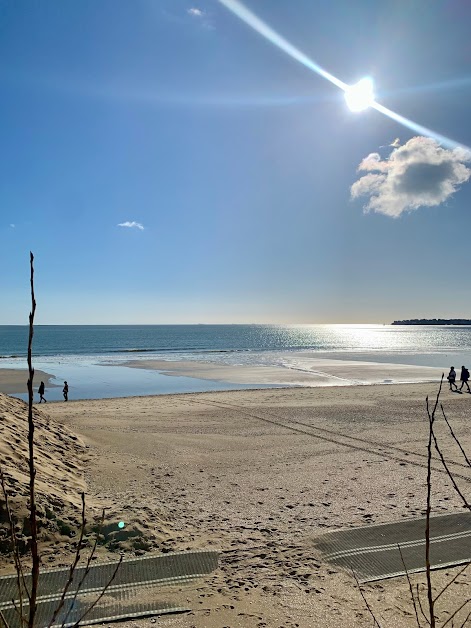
161, 5, 214, 29
9, 224, 15, 228
117, 221, 145, 230
188, 7, 204, 17
187, 6, 214, 29
351, 136, 471, 218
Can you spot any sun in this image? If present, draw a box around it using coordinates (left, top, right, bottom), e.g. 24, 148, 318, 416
344, 77, 375, 112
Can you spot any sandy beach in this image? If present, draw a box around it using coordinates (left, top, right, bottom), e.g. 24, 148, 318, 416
0, 382, 455, 626
0, 368, 57, 394
119, 356, 445, 387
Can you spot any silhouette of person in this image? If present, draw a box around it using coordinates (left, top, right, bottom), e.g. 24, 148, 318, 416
63, 381, 69, 402
447, 367, 458, 391
460, 366, 471, 393
38, 381, 46, 403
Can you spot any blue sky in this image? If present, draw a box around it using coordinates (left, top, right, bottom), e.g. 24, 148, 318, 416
2, 0, 471, 324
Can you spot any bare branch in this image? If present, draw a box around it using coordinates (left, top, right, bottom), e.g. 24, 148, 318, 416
57, 507, 107, 628
69, 555, 123, 628
425, 378, 471, 628
26, 252, 40, 628
440, 405, 471, 469
47, 493, 87, 628
11, 600, 26, 626
459, 607, 471, 628
442, 598, 471, 627
0, 468, 28, 625
351, 568, 382, 628
430, 426, 470, 511
397, 543, 421, 627
433, 563, 470, 604
430, 376, 444, 421
0, 610, 9, 628
416, 583, 431, 626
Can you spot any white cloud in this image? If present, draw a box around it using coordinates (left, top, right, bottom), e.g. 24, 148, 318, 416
117, 221, 144, 230
187, 6, 214, 28
390, 138, 401, 148
351, 136, 471, 217
188, 7, 204, 17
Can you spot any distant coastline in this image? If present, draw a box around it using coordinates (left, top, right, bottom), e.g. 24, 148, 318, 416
392, 319, 471, 325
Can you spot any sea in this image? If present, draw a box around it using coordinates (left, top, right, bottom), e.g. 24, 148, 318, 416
1, 324, 471, 401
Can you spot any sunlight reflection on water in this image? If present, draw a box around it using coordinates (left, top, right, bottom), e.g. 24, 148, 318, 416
2, 325, 471, 399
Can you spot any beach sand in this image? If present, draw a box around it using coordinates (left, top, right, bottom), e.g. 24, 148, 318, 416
13, 382, 463, 627
1, 383, 470, 626
119, 357, 444, 387
0, 368, 57, 394
0, 394, 88, 559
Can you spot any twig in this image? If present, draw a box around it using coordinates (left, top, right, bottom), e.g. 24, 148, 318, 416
69, 555, 123, 628
397, 543, 421, 627
430, 376, 444, 423
440, 405, 471, 469
459, 607, 471, 628
0, 610, 9, 628
430, 426, 470, 511
425, 378, 471, 628
0, 468, 29, 625
58, 508, 107, 628
433, 563, 470, 604
11, 600, 26, 626
442, 599, 471, 627
47, 493, 87, 628
416, 583, 431, 626
351, 568, 382, 628
26, 252, 40, 628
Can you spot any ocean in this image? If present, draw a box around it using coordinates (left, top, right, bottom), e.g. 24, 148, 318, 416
1, 324, 471, 400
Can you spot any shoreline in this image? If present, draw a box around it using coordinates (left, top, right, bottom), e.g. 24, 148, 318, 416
0, 354, 446, 398
2, 377, 447, 404
38, 378, 448, 402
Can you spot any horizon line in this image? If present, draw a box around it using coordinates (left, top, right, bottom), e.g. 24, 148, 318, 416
0, 321, 445, 326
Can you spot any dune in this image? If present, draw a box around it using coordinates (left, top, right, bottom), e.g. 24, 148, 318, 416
0, 394, 88, 559
0, 393, 170, 572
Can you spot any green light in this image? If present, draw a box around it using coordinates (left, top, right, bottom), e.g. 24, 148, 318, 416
118, 521, 125, 529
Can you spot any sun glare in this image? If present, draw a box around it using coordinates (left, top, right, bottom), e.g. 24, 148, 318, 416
344, 77, 375, 112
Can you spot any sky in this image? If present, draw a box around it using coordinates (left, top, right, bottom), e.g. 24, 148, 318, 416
1, 0, 471, 324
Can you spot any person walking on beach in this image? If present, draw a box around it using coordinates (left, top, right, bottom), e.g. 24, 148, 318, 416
447, 366, 458, 391
62, 381, 69, 401
460, 366, 471, 393
38, 381, 46, 403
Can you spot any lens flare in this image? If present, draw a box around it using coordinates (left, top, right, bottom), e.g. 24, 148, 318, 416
218, 0, 346, 91
345, 78, 375, 112
218, 0, 471, 153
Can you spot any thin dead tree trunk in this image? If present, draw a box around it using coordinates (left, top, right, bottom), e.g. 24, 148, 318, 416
26, 252, 40, 627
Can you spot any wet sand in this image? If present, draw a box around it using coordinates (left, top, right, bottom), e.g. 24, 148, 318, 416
0, 368, 57, 394
119, 356, 444, 387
